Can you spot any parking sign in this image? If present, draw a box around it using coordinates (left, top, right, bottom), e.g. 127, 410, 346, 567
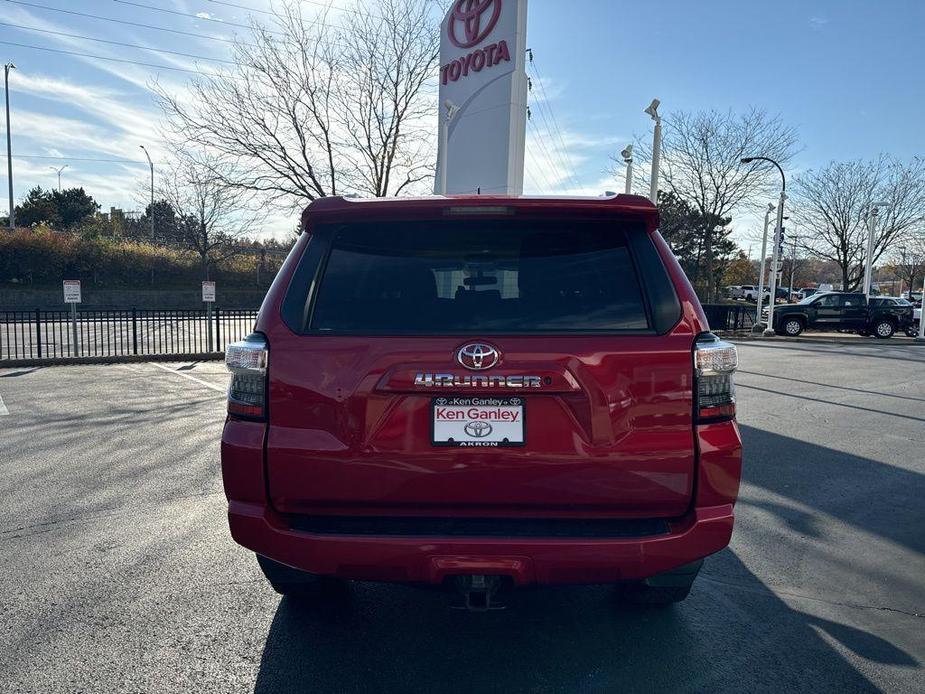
202, 281, 216, 303
63, 280, 82, 303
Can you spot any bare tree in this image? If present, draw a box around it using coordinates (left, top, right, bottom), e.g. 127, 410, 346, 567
793, 156, 925, 290
156, 0, 439, 209
885, 233, 925, 296
158, 152, 263, 280
614, 108, 799, 301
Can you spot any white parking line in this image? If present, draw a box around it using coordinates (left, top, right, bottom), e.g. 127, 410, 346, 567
0, 392, 9, 416
150, 363, 227, 394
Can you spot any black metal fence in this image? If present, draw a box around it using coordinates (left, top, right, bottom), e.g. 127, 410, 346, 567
702, 303, 758, 332
0, 308, 258, 362
2, 304, 756, 363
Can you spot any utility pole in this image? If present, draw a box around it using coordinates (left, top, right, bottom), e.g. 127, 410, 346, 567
139, 145, 154, 240
621, 145, 633, 195
864, 202, 889, 298
788, 234, 799, 299
741, 156, 787, 336
645, 99, 661, 204
50, 164, 68, 191
753, 203, 775, 330
4, 62, 15, 229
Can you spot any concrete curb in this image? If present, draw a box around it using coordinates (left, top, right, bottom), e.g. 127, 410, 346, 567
0, 353, 225, 368
721, 334, 925, 346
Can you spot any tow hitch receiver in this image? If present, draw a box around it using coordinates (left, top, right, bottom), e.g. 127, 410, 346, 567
452, 575, 505, 612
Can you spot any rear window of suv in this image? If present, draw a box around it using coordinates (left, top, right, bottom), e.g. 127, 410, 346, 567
301, 220, 652, 334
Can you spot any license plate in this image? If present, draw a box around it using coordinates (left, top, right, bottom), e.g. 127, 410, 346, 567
432, 397, 525, 447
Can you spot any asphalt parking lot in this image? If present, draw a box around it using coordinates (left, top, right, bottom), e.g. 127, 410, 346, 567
1, 342, 923, 693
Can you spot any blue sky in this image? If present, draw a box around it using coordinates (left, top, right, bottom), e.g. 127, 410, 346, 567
1, 0, 923, 241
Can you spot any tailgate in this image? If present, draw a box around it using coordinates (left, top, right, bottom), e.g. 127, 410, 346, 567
266, 335, 695, 517
263, 210, 696, 520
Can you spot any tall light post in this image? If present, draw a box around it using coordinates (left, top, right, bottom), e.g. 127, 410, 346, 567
753, 202, 776, 330
436, 99, 459, 195
742, 156, 786, 336
645, 99, 661, 204
621, 145, 633, 195
918, 280, 925, 342
139, 145, 154, 240
4, 62, 15, 229
49, 164, 68, 191
863, 202, 889, 298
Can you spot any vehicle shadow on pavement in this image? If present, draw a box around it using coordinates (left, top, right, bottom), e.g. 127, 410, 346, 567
738, 425, 925, 556
251, 550, 908, 694
251, 425, 924, 693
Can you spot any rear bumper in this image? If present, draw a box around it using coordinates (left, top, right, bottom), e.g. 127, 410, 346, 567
227, 501, 734, 586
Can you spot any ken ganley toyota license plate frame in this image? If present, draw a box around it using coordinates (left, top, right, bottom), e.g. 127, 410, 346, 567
431, 397, 525, 447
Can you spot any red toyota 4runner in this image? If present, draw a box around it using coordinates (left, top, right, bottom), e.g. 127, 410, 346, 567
221, 194, 741, 609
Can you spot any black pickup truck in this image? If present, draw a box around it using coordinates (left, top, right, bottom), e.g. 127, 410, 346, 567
770, 292, 914, 338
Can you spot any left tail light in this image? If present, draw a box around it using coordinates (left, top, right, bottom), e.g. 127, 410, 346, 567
694, 333, 738, 423
225, 333, 268, 420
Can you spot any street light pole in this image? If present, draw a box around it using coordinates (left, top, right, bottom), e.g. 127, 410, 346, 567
645, 99, 661, 204
621, 145, 633, 195
4, 62, 16, 229
742, 156, 786, 336
863, 203, 889, 298
918, 279, 925, 342
788, 233, 799, 299
753, 202, 775, 330
50, 164, 68, 191
139, 145, 154, 240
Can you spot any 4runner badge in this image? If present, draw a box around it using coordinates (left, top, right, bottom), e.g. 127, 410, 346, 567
414, 373, 542, 388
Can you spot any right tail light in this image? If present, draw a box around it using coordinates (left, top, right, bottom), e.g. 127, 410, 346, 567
694, 333, 738, 423
225, 333, 268, 420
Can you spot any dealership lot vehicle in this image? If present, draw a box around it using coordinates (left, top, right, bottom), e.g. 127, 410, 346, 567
772, 292, 914, 337
222, 195, 742, 608
798, 287, 819, 300
1, 344, 922, 693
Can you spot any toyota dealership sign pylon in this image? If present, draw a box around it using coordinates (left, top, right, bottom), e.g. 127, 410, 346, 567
436, 0, 529, 196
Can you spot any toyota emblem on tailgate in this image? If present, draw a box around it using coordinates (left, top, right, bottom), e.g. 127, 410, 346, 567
464, 421, 493, 438
457, 343, 500, 370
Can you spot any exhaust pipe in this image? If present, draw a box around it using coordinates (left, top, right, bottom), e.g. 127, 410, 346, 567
452, 575, 504, 612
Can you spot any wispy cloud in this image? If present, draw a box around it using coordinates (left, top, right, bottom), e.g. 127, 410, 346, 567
809, 16, 830, 31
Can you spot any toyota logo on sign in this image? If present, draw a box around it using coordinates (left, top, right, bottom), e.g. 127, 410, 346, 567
448, 0, 502, 49
465, 421, 493, 438
457, 343, 501, 371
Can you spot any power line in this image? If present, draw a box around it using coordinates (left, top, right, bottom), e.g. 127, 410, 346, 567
528, 92, 574, 190
112, 0, 285, 36
525, 117, 559, 192
203, 0, 360, 35
295, 0, 391, 21
4, 0, 246, 46
204, 0, 279, 17
0, 40, 229, 77
0, 21, 238, 65
527, 52, 580, 190
14, 154, 154, 164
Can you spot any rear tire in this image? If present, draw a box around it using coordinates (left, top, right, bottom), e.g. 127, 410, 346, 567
873, 319, 895, 339
619, 583, 692, 605
256, 554, 348, 598
617, 559, 702, 606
